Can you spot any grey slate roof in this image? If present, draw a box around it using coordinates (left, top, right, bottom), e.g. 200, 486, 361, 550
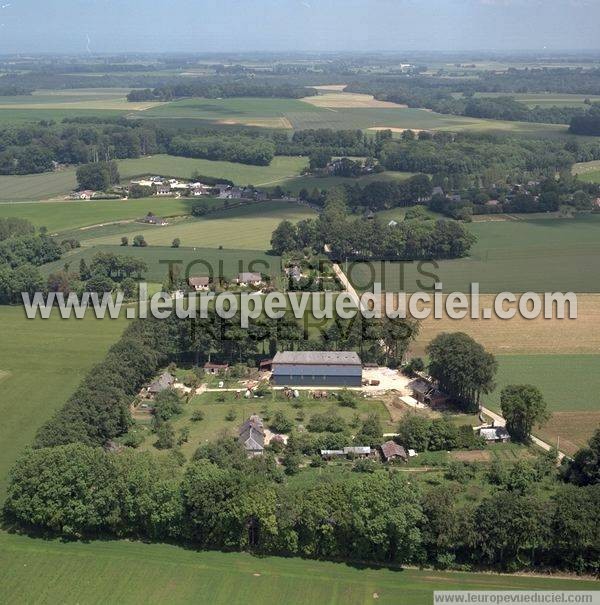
148, 372, 175, 393
273, 351, 361, 366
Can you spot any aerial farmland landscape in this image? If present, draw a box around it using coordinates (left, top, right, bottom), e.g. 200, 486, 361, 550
0, 1, 599, 604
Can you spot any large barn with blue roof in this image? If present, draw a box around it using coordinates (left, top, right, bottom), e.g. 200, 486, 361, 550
271, 351, 362, 387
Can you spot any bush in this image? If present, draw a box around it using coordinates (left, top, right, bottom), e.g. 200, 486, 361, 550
270, 410, 293, 433
336, 389, 358, 408
191, 409, 205, 422
155, 423, 175, 449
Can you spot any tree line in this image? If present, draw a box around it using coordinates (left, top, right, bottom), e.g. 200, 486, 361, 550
271, 187, 476, 260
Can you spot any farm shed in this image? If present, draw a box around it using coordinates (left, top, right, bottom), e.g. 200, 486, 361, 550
272, 351, 362, 387
188, 276, 210, 291
204, 362, 229, 375
380, 441, 408, 462
479, 427, 510, 443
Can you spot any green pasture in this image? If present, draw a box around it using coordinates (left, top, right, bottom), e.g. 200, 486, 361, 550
486, 354, 600, 413
0, 155, 309, 203
0, 307, 126, 500
72, 201, 316, 250
573, 160, 600, 184
1, 533, 596, 605
41, 245, 282, 284
117, 154, 309, 187
0, 197, 202, 231
474, 92, 600, 108
349, 214, 600, 293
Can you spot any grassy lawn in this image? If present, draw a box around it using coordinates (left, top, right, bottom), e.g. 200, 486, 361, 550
72, 201, 316, 250
474, 92, 600, 108
137, 389, 395, 460
41, 245, 282, 284
349, 214, 600, 293
1, 533, 596, 605
0, 307, 126, 500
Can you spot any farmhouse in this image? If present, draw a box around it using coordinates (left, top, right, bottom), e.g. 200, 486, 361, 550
154, 183, 172, 196
70, 190, 95, 200
271, 351, 362, 387
380, 440, 408, 462
188, 276, 210, 291
235, 272, 264, 287
147, 371, 175, 396
239, 414, 265, 456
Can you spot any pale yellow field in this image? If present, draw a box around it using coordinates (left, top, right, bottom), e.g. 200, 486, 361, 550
218, 117, 293, 129
403, 294, 600, 356
301, 92, 405, 109
310, 84, 348, 91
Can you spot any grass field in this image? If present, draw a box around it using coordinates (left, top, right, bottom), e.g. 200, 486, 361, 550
0, 197, 203, 231
41, 245, 282, 284
68, 201, 316, 250
0, 155, 309, 203
349, 214, 600, 293
2, 533, 596, 605
0, 307, 126, 500
474, 92, 600, 108
573, 160, 600, 184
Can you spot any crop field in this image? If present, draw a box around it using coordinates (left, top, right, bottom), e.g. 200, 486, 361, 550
349, 215, 600, 293
72, 201, 316, 250
137, 94, 571, 137
0, 307, 126, 499
41, 245, 282, 284
1, 534, 596, 605
482, 354, 600, 456
0, 88, 162, 111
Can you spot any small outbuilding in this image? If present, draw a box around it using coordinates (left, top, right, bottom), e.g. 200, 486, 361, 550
479, 426, 510, 443
239, 415, 265, 456
204, 362, 229, 375
272, 351, 362, 387
147, 372, 175, 396
380, 440, 408, 462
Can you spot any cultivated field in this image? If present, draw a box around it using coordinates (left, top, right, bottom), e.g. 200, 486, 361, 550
351, 215, 600, 293
0, 307, 126, 499
137, 93, 572, 137
72, 201, 316, 250
1, 533, 595, 605
0, 88, 162, 111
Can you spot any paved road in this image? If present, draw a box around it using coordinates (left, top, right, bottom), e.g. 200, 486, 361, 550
333, 263, 569, 462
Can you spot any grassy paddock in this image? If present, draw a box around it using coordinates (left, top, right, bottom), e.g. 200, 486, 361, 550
73, 201, 316, 250
42, 245, 282, 284
0, 307, 126, 499
1, 533, 596, 605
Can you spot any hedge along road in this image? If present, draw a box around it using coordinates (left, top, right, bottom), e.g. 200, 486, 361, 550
333, 262, 568, 461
